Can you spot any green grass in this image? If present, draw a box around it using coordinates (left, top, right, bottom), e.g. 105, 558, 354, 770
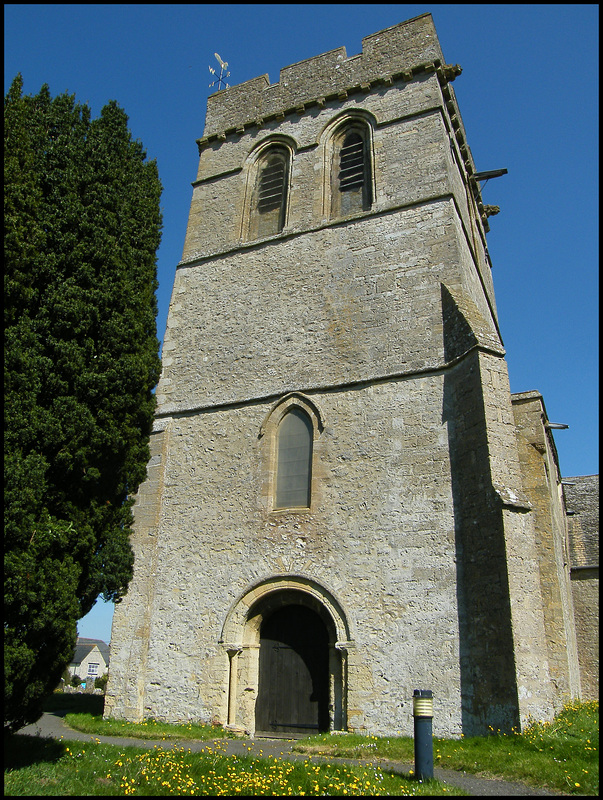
6, 695, 596, 795
44, 692, 237, 742
294, 699, 599, 795
4, 737, 464, 796
63, 712, 236, 742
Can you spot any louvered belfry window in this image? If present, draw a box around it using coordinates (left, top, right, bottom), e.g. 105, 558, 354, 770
275, 408, 313, 509
339, 133, 365, 191
258, 157, 286, 213
332, 126, 372, 217
254, 150, 288, 238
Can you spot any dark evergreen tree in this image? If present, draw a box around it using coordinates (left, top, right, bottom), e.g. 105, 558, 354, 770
4, 75, 162, 732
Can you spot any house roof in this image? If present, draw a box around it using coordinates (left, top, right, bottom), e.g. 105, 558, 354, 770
71, 637, 110, 666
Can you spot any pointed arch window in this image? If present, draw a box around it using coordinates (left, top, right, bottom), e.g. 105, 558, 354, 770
250, 147, 289, 239
275, 407, 313, 509
331, 123, 372, 218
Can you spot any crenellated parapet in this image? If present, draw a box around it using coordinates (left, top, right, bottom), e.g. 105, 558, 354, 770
201, 14, 445, 140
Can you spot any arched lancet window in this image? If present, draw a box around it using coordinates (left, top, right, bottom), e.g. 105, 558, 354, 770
331, 123, 372, 218
275, 407, 313, 509
250, 147, 289, 239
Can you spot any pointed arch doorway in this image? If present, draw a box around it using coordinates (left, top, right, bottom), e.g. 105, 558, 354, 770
256, 604, 329, 734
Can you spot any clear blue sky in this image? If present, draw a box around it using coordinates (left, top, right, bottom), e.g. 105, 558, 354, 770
5, 4, 598, 643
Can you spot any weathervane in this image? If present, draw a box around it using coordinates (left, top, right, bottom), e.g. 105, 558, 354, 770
209, 52, 230, 91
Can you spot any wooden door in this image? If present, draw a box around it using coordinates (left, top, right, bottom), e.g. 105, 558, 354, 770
256, 604, 329, 734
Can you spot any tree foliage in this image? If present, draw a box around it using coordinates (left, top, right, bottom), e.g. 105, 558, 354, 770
4, 75, 162, 732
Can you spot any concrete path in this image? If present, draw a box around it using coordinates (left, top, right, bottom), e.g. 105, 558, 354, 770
17, 711, 562, 796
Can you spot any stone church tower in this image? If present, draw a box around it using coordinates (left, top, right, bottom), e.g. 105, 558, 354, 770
105, 14, 581, 737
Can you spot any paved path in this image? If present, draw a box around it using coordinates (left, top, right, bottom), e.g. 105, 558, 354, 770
17, 711, 562, 796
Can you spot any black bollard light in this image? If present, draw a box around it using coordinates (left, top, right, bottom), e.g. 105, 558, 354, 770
413, 689, 434, 781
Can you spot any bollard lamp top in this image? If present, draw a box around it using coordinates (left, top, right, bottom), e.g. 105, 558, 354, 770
412, 689, 434, 717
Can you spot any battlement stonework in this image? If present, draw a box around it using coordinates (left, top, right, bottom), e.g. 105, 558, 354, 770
105, 13, 584, 738
202, 15, 445, 138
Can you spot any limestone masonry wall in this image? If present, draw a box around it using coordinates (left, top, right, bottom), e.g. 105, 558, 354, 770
564, 476, 599, 700
106, 13, 587, 738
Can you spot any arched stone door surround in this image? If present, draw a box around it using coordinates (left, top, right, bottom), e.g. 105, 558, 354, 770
220, 575, 352, 734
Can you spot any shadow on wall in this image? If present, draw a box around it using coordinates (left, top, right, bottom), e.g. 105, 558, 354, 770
441, 284, 520, 736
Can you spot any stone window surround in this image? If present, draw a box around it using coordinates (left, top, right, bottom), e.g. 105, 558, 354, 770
239, 136, 295, 242
259, 392, 325, 515
238, 110, 377, 242
327, 114, 375, 219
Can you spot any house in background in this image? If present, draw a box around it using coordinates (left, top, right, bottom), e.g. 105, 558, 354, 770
68, 637, 110, 684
